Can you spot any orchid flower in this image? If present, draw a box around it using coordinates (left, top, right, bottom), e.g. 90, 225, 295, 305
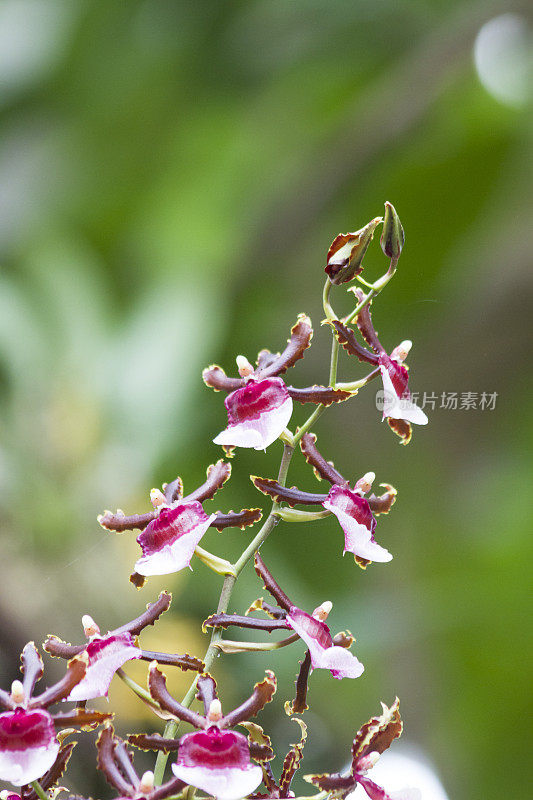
43, 592, 203, 702
0, 643, 111, 786
127, 670, 276, 800
98, 460, 262, 586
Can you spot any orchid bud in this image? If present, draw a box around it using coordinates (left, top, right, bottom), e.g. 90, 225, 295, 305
390, 340, 412, 363
312, 600, 332, 621
325, 217, 382, 285
150, 488, 166, 508
236, 355, 254, 378
139, 771, 155, 795
207, 698, 223, 723
355, 471, 375, 494
82, 614, 100, 638
10, 680, 25, 705
380, 201, 404, 259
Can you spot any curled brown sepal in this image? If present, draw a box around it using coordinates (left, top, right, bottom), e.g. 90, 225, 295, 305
239, 722, 275, 763
163, 475, 183, 504
113, 591, 172, 637
196, 673, 218, 716
210, 508, 263, 531
20, 741, 77, 800
350, 288, 384, 354
182, 460, 232, 503
288, 385, 352, 406
254, 553, 293, 612
96, 725, 136, 797
367, 484, 397, 515
29, 653, 88, 709
246, 597, 287, 620
220, 670, 276, 728
251, 476, 326, 507
202, 364, 243, 393
299, 433, 347, 486
52, 708, 114, 730
139, 651, 204, 672
130, 572, 146, 590
127, 733, 181, 752
148, 662, 206, 729
333, 631, 354, 649
388, 416, 412, 445
329, 320, 379, 365
20, 642, 44, 698
256, 314, 313, 379
279, 718, 308, 795
303, 772, 356, 796
284, 650, 311, 716
203, 613, 290, 635
98, 510, 157, 533
42, 637, 85, 660
351, 697, 402, 764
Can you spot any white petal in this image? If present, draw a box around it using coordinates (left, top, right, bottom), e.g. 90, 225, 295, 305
0, 742, 59, 787
135, 514, 217, 575
172, 764, 263, 800
323, 501, 392, 562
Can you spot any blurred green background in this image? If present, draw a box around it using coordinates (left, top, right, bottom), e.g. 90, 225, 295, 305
0, 1, 531, 798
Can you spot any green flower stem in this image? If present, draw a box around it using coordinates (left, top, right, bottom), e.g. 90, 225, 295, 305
116, 668, 163, 712
322, 277, 336, 321
293, 404, 326, 447
275, 508, 330, 523
335, 370, 380, 392
194, 545, 236, 576
344, 256, 398, 326
213, 633, 299, 653
30, 782, 49, 800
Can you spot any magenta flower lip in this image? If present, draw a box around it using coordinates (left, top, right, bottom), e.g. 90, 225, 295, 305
135, 502, 217, 576
214, 377, 293, 450
0, 709, 59, 786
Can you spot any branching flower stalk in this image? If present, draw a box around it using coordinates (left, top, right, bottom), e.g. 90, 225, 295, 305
0, 202, 427, 800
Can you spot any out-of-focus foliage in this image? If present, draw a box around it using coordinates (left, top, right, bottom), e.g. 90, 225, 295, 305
0, 1, 531, 798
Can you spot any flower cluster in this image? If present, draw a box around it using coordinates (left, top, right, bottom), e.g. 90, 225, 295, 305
1, 204, 428, 800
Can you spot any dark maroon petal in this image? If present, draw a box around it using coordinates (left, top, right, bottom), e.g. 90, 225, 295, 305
253, 553, 293, 612
112, 738, 139, 788
177, 728, 251, 769
98, 510, 157, 533
330, 320, 379, 364
96, 726, 135, 796
203, 613, 290, 634
251, 476, 326, 507
138, 651, 204, 672
279, 719, 307, 795
210, 508, 263, 531
387, 417, 412, 445
163, 475, 183, 504
220, 671, 277, 728
202, 365, 243, 393
304, 772, 357, 794
127, 733, 180, 752
20, 643, 44, 699
288, 385, 352, 405
299, 433, 347, 486
352, 698, 402, 765
112, 591, 173, 637
239, 722, 274, 764
353, 290, 384, 354
285, 650, 312, 716
182, 461, 232, 503
148, 663, 206, 730
29, 655, 87, 709
196, 674, 218, 717
52, 709, 113, 729
43, 637, 85, 660
256, 314, 313, 379
367, 485, 397, 515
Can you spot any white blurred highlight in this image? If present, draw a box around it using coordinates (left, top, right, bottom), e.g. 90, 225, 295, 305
347, 746, 449, 800
474, 14, 531, 107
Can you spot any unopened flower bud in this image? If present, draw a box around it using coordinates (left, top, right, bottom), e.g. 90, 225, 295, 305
355, 471, 375, 494
313, 600, 333, 621
150, 488, 166, 508
326, 217, 382, 285
10, 680, 25, 705
357, 750, 380, 773
207, 698, 223, 722
139, 771, 155, 795
82, 614, 100, 638
380, 201, 404, 259
390, 340, 412, 363
236, 355, 254, 378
